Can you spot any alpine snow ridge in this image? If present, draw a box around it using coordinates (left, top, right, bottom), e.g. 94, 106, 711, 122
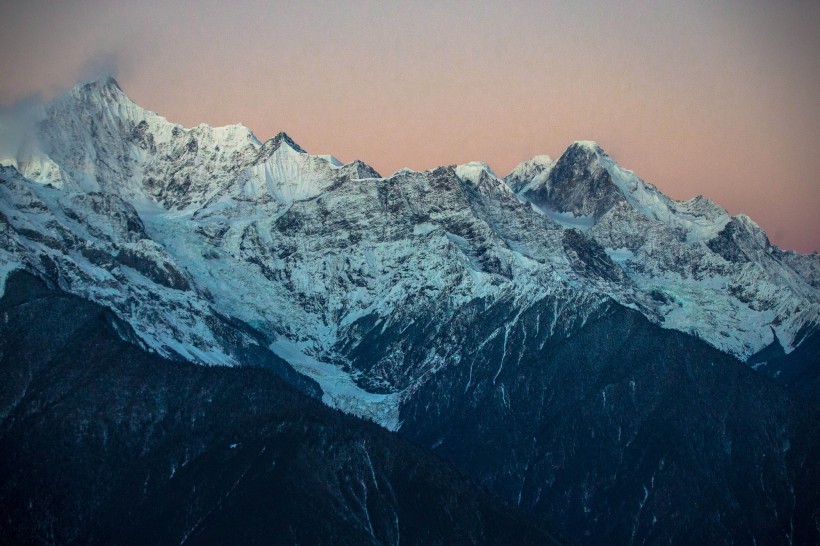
1, 77, 819, 544
1, 77, 816, 412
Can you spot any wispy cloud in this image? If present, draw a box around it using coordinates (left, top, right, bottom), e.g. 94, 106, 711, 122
76, 50, 125, 83
0, 94, 46, 160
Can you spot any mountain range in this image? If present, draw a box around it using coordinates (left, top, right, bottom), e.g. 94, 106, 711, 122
1, 77, 818, 545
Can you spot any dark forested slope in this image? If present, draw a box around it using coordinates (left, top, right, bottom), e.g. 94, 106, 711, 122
0, 271, 562, 545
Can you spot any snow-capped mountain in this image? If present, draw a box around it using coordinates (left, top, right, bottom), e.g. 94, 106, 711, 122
508, 140, 819, 360
2, 78, 816, 418
1, 77, 818, 545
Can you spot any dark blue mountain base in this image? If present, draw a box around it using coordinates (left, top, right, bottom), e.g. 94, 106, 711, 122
395, 297, 820, 545
0, 271, 564, 546
749, 328, 820, 400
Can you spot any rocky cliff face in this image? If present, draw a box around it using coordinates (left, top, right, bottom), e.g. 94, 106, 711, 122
1, 77, 818, 544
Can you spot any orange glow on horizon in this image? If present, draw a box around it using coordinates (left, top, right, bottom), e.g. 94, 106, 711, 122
1, 0, 818, 252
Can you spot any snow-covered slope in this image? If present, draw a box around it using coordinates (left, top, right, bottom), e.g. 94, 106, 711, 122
1, 77, 818, 427
507, 141, 819, 359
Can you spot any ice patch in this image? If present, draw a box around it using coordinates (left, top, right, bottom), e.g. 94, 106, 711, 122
413, 223, 439, 236
270, 339, 401, 431
530, 203, 595, 230
606, 247, 636, 263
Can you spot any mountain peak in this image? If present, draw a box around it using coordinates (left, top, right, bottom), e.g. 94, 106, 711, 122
514, 139, 622, 220
507, 155, 554, 175
504, 155, 554, 194
455, 161, 496, 184
73, 75, 124, 98
267, 131, 306, 154
64, 76, 138, 118
97, 75, 122, 90
547, 141, 609, 176
570, 140, 603, 153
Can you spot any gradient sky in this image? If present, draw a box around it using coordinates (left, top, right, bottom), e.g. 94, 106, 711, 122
1, 1, 818, 252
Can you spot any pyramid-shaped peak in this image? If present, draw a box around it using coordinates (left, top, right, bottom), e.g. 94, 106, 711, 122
74, 75, 123, 95
267, 131, 307, 154
97, 75, 122, 90
67, 76, 132, 108
551, 141, 609, 172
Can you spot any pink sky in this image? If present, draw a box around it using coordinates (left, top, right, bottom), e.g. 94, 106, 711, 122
1, 1, 818, 252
